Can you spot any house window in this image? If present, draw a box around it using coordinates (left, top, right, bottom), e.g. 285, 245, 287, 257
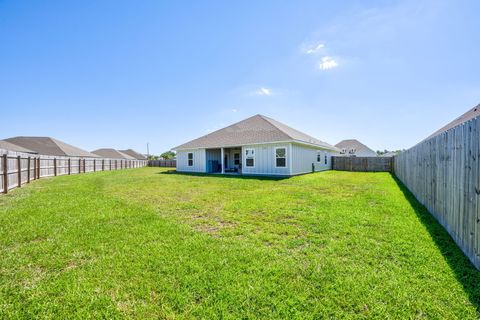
275, 147, 286, 167
187, 152, 193, 166
317, 151, 321, 162
245, 148, 255, 167
234, 153, 240, 165
324, 154, 328, 164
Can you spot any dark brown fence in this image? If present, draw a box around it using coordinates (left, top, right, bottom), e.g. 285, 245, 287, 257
332, 156, 393, 172
148, 159, 176, 167
394, 116, 480, 270
0, 148, 148, 194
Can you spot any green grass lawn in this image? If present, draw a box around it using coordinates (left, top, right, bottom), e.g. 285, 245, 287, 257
0, 167, 479, 319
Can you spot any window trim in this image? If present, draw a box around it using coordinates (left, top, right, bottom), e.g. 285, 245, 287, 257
274, 146, 287, 168
187, 152, 194, 167
244, 148, 255, 168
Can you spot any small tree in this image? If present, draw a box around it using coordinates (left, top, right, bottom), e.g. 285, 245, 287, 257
160, 151, 176, 160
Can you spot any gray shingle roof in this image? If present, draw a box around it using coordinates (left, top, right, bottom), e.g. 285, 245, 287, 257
174, 114, 339, 151
3, 137, 98, 157
118, 149, 147, 160
91, 148, 136, 159
335, 139, 377, 156
424, 103, 480, 141
0, 140, 37, 154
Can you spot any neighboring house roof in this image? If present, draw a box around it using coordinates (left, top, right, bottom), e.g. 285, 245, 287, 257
335, 139, 377, 156
119, 149, 147, 160
0, 140, 37, 154
174, 114, 339, 151
424, 103, 480, 141
91, 148, 136, 159
3, 136, 98, 157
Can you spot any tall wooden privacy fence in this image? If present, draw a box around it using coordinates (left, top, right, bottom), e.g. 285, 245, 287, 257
0, 149, 147, 194
394, 116, 480, 270
332, 156, 393, 172
148, 159, 176, 167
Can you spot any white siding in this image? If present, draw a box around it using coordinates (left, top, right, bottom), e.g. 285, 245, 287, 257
176, 149, 206, 173
291, 143, 338, 175
241, 143, 290, 176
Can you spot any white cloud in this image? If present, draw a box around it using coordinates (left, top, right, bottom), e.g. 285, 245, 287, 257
256, 87, 272, 96
304, 43, 325, 54
318, 56, 338, 70
231, 108, 238, 113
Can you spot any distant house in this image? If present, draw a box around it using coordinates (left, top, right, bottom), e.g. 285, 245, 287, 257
173, 114, 340, 176
91, 148, 136, 159
118, 149, 147, 160
335, 139, 377, 157
3, 136, 98, 157
0, 140, 37, 154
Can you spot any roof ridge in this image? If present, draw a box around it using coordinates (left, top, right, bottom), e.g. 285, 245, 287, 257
256, 115, 293, 139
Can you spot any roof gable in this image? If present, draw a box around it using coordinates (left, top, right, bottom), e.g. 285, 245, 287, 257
335, 139, 376, 155
0, 140, 37, 154
119, 149, 147, 160
4, 136, 98, 157
92, 148, 136, 159
174, 114, 338, 150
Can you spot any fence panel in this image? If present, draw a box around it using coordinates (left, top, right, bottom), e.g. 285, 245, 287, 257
0, 148, 148, 195
394, 116, 480, 270
332, 156, 393, 172
148, 159, 176, 167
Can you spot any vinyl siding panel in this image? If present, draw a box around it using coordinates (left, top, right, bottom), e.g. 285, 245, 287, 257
176, 149, 206, 172
291, 143, 337, 175
241, 143, 290, 176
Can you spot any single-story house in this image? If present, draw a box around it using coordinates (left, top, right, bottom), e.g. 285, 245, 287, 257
335, 139, 377, 157
173, 114, 340, 176
3, 136, 98, 157
119, 149, 147, 160
91, 148, 136, 159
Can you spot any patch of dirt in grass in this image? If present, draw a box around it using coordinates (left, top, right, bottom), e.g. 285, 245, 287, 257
21, 266, 46, 290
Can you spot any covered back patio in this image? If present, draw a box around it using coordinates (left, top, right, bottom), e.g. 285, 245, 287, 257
206, 147, 242, 174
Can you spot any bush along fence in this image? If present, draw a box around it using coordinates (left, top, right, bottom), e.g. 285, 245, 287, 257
394, 116, 480, 270
0, 149, 148, 194
332, 156, 393, 172
148, 159, 176, 167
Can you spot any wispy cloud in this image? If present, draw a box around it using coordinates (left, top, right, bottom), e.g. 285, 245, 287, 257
231, 108, 238, 113
256, 87, 272, 96
318, 56, 338, 70
303, 43, 325, 54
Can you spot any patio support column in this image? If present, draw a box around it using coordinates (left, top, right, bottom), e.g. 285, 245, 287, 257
221, 148, 224, 174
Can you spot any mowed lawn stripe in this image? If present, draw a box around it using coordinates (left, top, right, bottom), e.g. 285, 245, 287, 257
0, 168, 478, 319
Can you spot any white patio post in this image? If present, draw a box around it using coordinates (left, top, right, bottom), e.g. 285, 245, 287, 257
221, 148, 224, 174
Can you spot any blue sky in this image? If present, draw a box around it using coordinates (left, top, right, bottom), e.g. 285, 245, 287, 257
1, 0, 479, 155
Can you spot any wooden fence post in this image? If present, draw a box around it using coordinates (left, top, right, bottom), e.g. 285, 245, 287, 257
27, 157, 31, 183
83, 159, 86, 173
33, 157, 36, 181
68, 158, 71, 175
36, 158, 40, 179
2, 154, 8, 193
17, 156, 21, 187
115, 160, 118, 170
93, 159, 96, 172
102, 159, 105, 171
54, 158, 57, 176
